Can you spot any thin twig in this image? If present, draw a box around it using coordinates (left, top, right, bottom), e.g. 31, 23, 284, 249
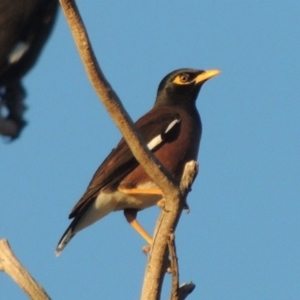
168, 232, 179, 300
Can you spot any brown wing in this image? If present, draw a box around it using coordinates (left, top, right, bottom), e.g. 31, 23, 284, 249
69, 107, 181, 219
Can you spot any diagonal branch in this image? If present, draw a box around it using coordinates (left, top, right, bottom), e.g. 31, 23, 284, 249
0, 239, 50, 300
168, 231, 179, 299
58, 0, 177, 197
58, 1, 197, 299
141, 161, 198, 300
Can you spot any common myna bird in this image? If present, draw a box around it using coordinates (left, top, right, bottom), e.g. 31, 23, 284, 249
56, 68, 220, 256
0, 0, 58, 139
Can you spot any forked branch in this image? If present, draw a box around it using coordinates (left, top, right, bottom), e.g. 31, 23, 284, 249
58, 1, 197, 299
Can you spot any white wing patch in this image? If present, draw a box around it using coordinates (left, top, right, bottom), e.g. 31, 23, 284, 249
147, 134, 163, 150
8, 42, 30, 63
147, 118, 181, 151
165, 119, 180, 134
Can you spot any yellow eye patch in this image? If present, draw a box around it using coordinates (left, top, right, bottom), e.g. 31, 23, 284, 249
173, 73, 192, 85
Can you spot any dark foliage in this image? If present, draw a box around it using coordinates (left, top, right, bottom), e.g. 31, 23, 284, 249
0, 0, 58, 139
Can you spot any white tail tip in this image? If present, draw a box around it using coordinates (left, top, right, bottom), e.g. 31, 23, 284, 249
55, 228, 74, 257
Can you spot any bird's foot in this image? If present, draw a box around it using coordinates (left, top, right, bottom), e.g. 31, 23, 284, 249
157, 198, 170, 212
142, 244, 151, 254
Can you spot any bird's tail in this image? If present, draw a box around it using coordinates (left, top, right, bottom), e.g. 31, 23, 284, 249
56, 194, 114, 256
55, 222, 76, 256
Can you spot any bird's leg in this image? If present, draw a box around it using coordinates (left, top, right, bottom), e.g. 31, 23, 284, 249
124, 209, 153, 245
119, 188, 162, 195
119, 187, 168, 211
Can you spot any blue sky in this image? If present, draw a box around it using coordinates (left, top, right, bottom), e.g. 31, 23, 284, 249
1, 1, 300, 299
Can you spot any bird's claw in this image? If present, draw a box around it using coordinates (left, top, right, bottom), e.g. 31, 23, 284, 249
142, 245, 151, 254
157, 199, 171, 212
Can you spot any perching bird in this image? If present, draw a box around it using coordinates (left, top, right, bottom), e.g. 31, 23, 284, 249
0, 0, 58, 139
56, 68, 220, 256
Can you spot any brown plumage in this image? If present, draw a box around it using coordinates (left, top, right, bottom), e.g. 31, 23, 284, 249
56, 68, 220, 256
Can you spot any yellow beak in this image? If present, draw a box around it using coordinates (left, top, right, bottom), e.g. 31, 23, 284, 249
195, 69, 221, 84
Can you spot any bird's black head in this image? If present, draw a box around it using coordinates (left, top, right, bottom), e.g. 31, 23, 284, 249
155, 68, 220, 109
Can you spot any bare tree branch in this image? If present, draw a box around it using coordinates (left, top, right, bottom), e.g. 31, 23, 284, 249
141, 161, 198, 300
0, 239, 50, 300
58, 1, 197, 299
58, 0, 177, 196
168, 232, 179, 300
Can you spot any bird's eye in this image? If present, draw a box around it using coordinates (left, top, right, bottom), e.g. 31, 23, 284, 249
179, 74, 190, 83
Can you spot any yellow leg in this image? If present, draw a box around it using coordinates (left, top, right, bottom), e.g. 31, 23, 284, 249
119, 187, 165, 209
119, 187, 163, 196
124, 209, 153, 244
118, 188, 165, 210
